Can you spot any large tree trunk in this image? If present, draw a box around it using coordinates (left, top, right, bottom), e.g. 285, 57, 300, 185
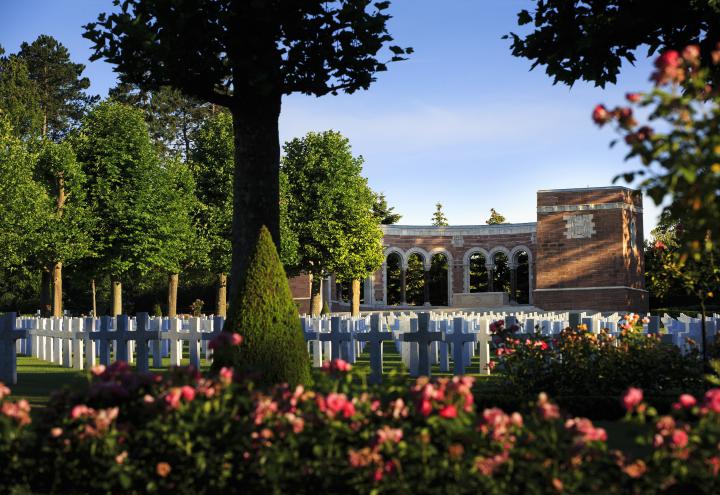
112, 281, 122, 316
52, 261, 63, 317
310, 274, 323, 316
351, 279, 361, 316
229, 93, 282, 307
91, 279, 97, 316
168, 273, 179, 318
216, 272, 227, 317
40, 269, 51, 317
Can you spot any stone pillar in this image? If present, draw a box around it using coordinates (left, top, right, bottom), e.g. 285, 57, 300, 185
486, 264, 495, 292
423, 268, 431, 306
509, 263, 518, 303
400, 267, 407, 305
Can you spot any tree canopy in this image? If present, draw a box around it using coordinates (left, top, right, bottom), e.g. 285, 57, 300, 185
18, 35, 96, 138
431, 203, 449, 226
84, 0, 411, 305
486, 208, 506, 225
281, 131, 383, 312
507, 1, 720, 87
373, 192, 402, 225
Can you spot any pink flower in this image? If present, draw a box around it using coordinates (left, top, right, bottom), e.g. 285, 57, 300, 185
180, 386, 196, 402
671, 429, 689, 449
164, 388, 182, 409
70, 405, 93, 420
231, 333, 243, 345
0, 383, 10, 401
50, 427, 63, 438
655, 240, 666, 251
676, 394, 697, 409
703, 388, 720, 413
90, 364, 106, 377
592, 104, 610, 125
537, 392, 560, 420
325, 393, 355, 418
219, 367, 234, 384
419, 399, 432, 417
376, 426, 403, 445
208, 332, 243, 350
656, 50, 681, 70
682, 44, 701, 65
626, 92, 642, 103
622, 387, 644, 411
439, 404, 457, 419
322, 359, 352, 373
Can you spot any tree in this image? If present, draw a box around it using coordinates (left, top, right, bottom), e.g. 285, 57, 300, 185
373, 192, 402, 225
190, 112, 234, 316
18, 35, 96, 139
214, 226, 311, 386
594, 45, 720, 361
507, 1, 720, 88
281, 131, 383, 315
0, 49, 43, 138
110, 82, 217, 160
33, 140, 94, 316
0, 113, 48, 278
74, 101, 191, 315
486, 208, 506, 225
84, 1, 411, 310
431, 202, 449, 226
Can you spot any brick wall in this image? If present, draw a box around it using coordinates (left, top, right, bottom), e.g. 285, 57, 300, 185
533, 187, 648, 312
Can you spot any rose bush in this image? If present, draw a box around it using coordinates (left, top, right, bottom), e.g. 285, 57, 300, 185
0, 361, 719, 494
491, 326, 705, 418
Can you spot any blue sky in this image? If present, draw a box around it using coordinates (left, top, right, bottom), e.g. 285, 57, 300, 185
0, 0, 663, 238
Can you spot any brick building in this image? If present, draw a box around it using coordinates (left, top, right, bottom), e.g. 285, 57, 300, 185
290, 186, 648, 313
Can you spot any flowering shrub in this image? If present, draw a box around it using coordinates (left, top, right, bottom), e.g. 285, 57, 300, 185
1, 361, 720, 493
492, 327, 704, 417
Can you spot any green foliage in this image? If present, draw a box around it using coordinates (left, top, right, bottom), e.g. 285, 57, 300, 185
431, 202, 448, 226
84, 2, 411, 104
507, 0, 720, 87
405, 254, 425, 305
0, 52, 43, 137
3, 363, 720, 493
73, 101, 196, 281
495, 327, 705, 416
219, 226, 311, 387
281, 131, 383, 284
110, 82, 217, 159
321, 301, 331, 315
373, 192, 402, 225
18, 35, 96, 139
33, 139, 94, 268
486, 208, 506, 225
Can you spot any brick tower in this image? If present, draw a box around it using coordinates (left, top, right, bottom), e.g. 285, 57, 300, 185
533, 187, 648, 312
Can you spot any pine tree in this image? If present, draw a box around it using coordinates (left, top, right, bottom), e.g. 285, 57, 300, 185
432, 203, 449, 226
486, 208, 506, 225
217, 226, 312, 387
373, 193, 402, 225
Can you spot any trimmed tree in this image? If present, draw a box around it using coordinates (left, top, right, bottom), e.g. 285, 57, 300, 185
84, 1, 411, 311
215, 226, 311, 386
281, 131, 380, 315
74, 101, 187, 315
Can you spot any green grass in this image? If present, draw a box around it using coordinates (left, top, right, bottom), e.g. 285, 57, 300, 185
11, 356, 89, 410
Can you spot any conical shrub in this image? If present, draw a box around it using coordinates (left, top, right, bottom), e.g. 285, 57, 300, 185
216, 226, 311, 386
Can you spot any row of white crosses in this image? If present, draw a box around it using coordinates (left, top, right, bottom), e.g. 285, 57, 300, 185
299, 310, 720, 383
1, 313, 226, 384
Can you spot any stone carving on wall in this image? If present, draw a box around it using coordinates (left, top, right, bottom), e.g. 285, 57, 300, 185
563, 214, 595, 239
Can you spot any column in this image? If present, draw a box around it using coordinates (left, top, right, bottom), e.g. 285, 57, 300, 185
400, 267, 407, 305
529, 262, 535, 305
423, 268, 431, 306
486, 264, 495, 292
509, 263, 518, 303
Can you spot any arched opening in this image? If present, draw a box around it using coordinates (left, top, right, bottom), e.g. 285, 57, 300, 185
429, 253, 449, 306
406, 253, 425, 306
492, 252, 511, 295
513, 251, 530, 304
469, 252, 488, 292
385, 252, 402, 305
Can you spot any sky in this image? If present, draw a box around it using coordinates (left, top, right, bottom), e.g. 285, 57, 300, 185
0, 0, 664, 238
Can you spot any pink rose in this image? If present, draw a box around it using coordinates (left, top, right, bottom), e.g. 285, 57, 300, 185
181, 386, 196, 402
439, 404, 457, 419
671, 429, 689, 449
622, 387, 644, 411
678, 394, 696, 409
626, 92, 641, 103
592, 104, 610, 125
703, 388, 720, 413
